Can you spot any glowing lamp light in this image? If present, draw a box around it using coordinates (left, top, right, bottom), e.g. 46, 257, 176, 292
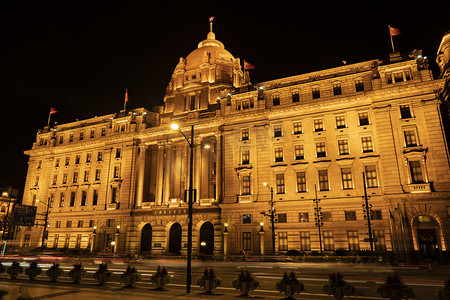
116, 225, 120, 230
263, 182, 268, 186
259, 222, 264, 227
93, 226, 97, 230
200, 241, 206, 246
170, 123, 179, 130
224, 222, 228, 227
111, 241, 116, 246
204, 144, 211, 149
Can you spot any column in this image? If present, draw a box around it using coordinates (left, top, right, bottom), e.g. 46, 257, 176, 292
155, 143, 165, 205
259, 231, 265, 255
135, 145, 147, 208
194, 137, 202, 203
163, 142, 173, 204
215, 134, 222, 202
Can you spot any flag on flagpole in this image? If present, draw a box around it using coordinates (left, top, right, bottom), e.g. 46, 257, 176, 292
389, 26, 401, 36
123, 89, 128, 110
50, 107, 58, 115
244, 61, 256, 70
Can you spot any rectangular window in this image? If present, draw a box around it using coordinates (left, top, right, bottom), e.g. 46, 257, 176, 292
79, 131, 84, 140
241, 128, 249, 141
49, 194, 54, 207
242, 214, 252, 223
115, 148, 122, 158
81, 191, 87, 206
323, 231, 334, 251
52, 175, 57, 185
242, 175, 251, 195
393, 71, 404, 82
69, 133, 74, 142
404, 130, 418, 147
347, 231, 360, 251
111, 187, 118, 203
66, 220, 72, 228
292, 92, 300, 103
373, 230, 386, 251
72, 171, 78, 183
95, 169, 101, 181
409, 161, 424, 183
273, 95, 280, 106
341, 168, 353, 189
113, 166, 120, 178
59, 135, 64, 144
59, 193, 65, 207
75, 234, 82, 248
274, 147, 284, 162
86, 153, 92, 163
274, 124, 282, 137
361, 136, 373, 153
97, 151, 103, 161
365, 165, 378, 188
75, 154, 81, 165
90, 129, 95, 138
335, 115, 346, 128
55, 221, 61, 228
312, 87, 320, 99
35, 176, 39, 186
62, 173, 68, 184
92, 190, 98, 206
296, 172, 306, 192
241, 150, 250, 165
299, 212, 309, 222
345, 210, 357, 221
338, 139, 349, 155
333, 83, 342, 95
372, 209, 383, 220
300, 231, 311, 251
242, 232, 252, 251
358, 112, 370, 126
314, 119, 324, 132
55, 158, 60, 167
101, 127, 106, 136
278, 213, 287, 223
318, 170, 329, 191
293, 122, 302, 134
69, 192, 76, 207
355, 79, 364, 92
65, 156, 70, 166
84, 170, 89, 182
294, 145, 304, 160
400, 105, 412, 119
278, 232, 288, 251
322, 211, 332, 222
77, 220, 83, 228
276, 174, 285, 194
316, 142, 326, 157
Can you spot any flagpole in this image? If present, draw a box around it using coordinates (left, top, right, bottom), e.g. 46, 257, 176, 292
243, 60, 246, 84
47, 111, 52, 127
388, 25, 395, 53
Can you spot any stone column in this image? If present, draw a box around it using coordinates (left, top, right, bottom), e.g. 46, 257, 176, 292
215, 134, 222, 202
194, 137, 202, 203
163, 142, 173, 204
223, 231, 229, 257
155, 143, 165, 205
135, 145, 147, 208
259, 231, 265, 255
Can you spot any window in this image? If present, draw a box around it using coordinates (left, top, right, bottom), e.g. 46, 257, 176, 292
95, 169, 101, 181
333, 83, 342, 95
113, 165, 120, 178
273, 95, 280, 106
69, 133, 74, 142
55, 158, 60, 167
81, 191, 87, 206
92, 190, 98, 206
363, 165, 377, 188
241, 150, 250, 165
86, 153, 92, 163
59, 135, 64, 144
294, 145, 304, 160
372, 210, 383, 220
347, 231, 360, 251
345, 210, 357, 221
318, 170, 329, 191
300, 231, 311, 251
338, 139, 349, 155
274, 125, 282, 137
404, 130, 418, 147
296, 172, 306, 192
90, 129, 95, 138
292, 91, 300, 103
386, 70, 412, 84
101, 127, 106, 136
62, 173, 68, 184
358, 112, 370, 126
55, 221, 61, 228
316, 142, 326, 157
242, 214, 252, 223
49, 194, 54, 207
97, 151, 103, 161
242, 232, 252, 251
242, 128, 249, 141
65, 156, 70, 166
323, 231, 334, 251
278, 213, 287, 223
276, 174, 285, 194
278, 232, 288, 251
79, 131, 84, 140
111, 187, 118, 203
72, 172, 78, 183
322, 211, 332, 222
78, 220, 83, 228
69, 192, 76, 206
312, 87, 320, 99
299, 212, 309, 222
341, 168, 353, 189
274, 147, 284, 162
106, 219, 115, 227
75, 234, 82, 248
373, 230, 386, 251
409, 160, 424, 183
52, 175, 57, 185
355, 79, 364, 92
83, 170, 89, 182
361, 136, 373, 153
66, 220, 72, 228
293, 122, 302, 135
314, 119, 324, 132
115, 148, 122, 158
116, 123, 126, 132
335, 115, 346, 129
242, 175, 251, 195
34, 176, 39, 186
59, 193, 65, 207
75, 154, 81, 165
400, 105, 412, 119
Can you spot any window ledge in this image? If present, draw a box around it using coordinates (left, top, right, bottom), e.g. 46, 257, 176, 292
407, 183, 431, 193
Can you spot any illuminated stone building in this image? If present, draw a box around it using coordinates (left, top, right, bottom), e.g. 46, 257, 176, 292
19, 25, 450, 257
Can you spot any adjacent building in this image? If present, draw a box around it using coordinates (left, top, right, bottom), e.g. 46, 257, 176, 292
18, 24, 450, 258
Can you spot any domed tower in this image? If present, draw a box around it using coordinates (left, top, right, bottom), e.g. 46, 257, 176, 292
163, 20, 244, 115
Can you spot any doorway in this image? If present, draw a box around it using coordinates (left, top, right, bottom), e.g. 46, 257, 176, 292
169, 223, 182, 255
199, 222, 214, 255
140, 224, 152, 253
417, 229, 439, 258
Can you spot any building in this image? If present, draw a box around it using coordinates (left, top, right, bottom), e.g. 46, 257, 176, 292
19, 23, 450, 258
0, 186, 19, 240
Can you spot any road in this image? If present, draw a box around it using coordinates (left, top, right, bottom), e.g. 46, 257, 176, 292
0, 258, 446, 299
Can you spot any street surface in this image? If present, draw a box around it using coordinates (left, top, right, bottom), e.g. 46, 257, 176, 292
0, 258, 446, 299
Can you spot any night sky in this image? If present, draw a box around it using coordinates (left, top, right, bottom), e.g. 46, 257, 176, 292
1, 1, 449, 193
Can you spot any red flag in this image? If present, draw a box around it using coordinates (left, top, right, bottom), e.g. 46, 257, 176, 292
49, 107, 58, 115
125, 89, 128, 103
244, 61, 256, 70
389, 26, 401, 36
209, 16, 214, 23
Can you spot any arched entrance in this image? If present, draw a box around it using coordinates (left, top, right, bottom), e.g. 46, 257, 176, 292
412, 215, 441, 258
199, 222, 214, 255
140, 224, 152, 253
169, 223, 182, 255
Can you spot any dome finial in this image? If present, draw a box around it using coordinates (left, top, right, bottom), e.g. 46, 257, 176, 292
209, 16, 214, 32
207, 16, 215, 40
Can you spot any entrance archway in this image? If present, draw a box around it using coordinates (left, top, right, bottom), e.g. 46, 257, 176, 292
412, 215, 442, 258
199, 222, 214, 255
140, 224, 152, 253
169, 223, 182, 255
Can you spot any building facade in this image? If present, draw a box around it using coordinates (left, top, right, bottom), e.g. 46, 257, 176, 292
19, 25, 450, 257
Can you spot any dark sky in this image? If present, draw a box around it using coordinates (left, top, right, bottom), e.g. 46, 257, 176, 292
1, 1, 449, 192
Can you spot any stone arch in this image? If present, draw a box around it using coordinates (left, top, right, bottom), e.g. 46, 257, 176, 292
198, 221, 214, 255
410, 212, 446, 256
167, 222, 182, 255
140, 223, 152, 253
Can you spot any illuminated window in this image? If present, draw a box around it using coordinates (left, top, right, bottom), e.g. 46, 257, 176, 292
409, 161, 424, 183
62, 173, 68, 184
75, 154, 81, 164
52, 175, 57, 185
335, 115, 346, 128
83, 170, 89, 182
59, 192, 65, 207
294, 145, 304, 160
314, 119, 324, 132
338, 139, 349, 155
97, 151, 103, 161
365, 165, 378, 188
341, 168, 353, 189
299, 212, 309, 222
278, 232, 288, 251
242, 128, 249, 140
316, 142, 326, 157
312, 87, 320, 99
318, 170, 329, 191
361, 136, 373, 153
333, 83, 342, 95
72, 172, 78, 183
296, 172, 306, 192
95, 169, 101, 181
242, 176, 251, 195
293, 122, 302, 134
113, 166, 120, 178
274, 147, 284, 162
404, 130, 418, 147
355, 79, 364, 91
241, 150, 250, 165
86, 153, 92, 163
274, 124, 282, 137
300, 231, 311, 251
242, 214, 251, 223
242, 232, 251, 251
323, 231, 334, 251
347, 231, 360, 251
276, 174, 285, 194
358, 112, 369, 126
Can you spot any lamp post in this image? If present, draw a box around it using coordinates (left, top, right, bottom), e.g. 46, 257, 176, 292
171, 123, 210, 294
114, 225, 120, 254
91, 226, 97, 252
260, 183, 276, 254
313, 184, 323, 254
36, 199, 50, 248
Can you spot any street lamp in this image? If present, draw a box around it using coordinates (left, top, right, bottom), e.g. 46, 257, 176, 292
260, 182, 276, 254
36, 199, 50, 249
91, 225, 97, 252
313, 184, 323, 254
171, 122, 210, 294
114, 225, 120, 254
